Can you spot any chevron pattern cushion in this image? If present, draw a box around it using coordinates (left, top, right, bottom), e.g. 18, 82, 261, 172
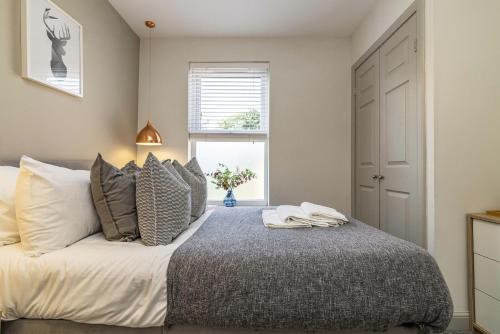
170, 158, 207, 222
137, 153, 191, 246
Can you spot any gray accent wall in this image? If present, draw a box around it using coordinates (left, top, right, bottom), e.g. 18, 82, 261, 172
0, 0, 139, 167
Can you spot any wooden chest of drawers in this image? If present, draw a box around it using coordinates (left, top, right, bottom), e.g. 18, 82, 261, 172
467, 213, 500, 334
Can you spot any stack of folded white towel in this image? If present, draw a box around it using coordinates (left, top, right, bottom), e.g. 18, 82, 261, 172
262, 202, 349, 229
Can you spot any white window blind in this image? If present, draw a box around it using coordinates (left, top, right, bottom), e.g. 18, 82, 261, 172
188, 62, 269, 135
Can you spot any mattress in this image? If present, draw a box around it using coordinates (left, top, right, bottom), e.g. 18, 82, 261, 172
0, 209, 214, 328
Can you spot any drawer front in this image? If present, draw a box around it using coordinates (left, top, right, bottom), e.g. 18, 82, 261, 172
474, 254, 500, 301
475, 289, 500, 334
473, 219, 500, 261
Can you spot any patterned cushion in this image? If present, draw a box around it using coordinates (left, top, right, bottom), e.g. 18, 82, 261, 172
171, 158, 207, 222
90, 154, 139, 241
137, 153, 191, 246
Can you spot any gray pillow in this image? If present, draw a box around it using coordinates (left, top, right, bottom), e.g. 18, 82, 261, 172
121, 160, 141, 175
90, 154, 139, 241
171, 158, 207, 222
137, 153, 191, 246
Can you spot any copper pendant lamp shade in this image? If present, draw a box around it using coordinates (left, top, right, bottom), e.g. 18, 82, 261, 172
136, 20, 163, 146
136, 120, 163, 146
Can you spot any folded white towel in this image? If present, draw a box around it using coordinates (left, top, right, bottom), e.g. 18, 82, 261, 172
276, 205, 330, 227
262, 203, 349, 229
262, 210, 311, 229
300, 202, 348, 226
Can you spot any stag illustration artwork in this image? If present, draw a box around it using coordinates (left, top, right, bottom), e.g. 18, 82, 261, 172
43, 8, 70, 78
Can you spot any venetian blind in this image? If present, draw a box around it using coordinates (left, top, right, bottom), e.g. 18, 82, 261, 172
188, 63, 269, 135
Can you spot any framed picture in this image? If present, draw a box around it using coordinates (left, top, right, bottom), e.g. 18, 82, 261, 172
21, 0, 83, 97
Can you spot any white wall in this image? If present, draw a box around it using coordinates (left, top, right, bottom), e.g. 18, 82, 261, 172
351, 0, 414, 63
429, 0, 500, 319
0, 0, 139, 166
137, 37, 352, 211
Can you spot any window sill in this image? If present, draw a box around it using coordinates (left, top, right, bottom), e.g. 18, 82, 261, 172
207, 201, 268, 207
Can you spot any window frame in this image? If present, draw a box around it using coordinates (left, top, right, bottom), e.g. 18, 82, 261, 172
189, 134, 269, 206
188, 62, 270, 207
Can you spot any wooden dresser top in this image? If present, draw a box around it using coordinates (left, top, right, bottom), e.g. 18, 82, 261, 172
467, 213, 500, 225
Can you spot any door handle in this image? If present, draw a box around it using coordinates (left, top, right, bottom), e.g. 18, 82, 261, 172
378, 175, 385, 180
372, 175, 379, 180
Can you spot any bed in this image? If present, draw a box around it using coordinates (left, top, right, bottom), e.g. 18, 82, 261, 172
0, 160, 453, 334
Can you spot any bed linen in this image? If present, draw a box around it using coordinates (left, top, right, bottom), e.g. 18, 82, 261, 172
0, 209, 213, 328
0, 166, 20, 246
166, 207, 453, 333
15, 156, 100, 256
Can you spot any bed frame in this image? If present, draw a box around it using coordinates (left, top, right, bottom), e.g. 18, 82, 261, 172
0, 159, 423, 334
0, 159, 94, 170
0, 320, 421, 334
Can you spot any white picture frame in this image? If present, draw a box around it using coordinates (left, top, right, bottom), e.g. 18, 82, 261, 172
21, 0, 83, 97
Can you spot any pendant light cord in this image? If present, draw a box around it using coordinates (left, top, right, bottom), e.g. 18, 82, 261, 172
148, 27, 152, 122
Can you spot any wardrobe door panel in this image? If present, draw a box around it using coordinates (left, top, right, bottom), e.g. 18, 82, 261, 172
379, 14, 422, 245
355, 50, 380, 229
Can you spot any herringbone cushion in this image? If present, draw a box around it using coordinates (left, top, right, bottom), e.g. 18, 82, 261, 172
170, 158, 207, 222
137, 153, 191, 246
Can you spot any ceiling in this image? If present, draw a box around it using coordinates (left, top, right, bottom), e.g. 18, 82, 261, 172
108, 0, 377, 38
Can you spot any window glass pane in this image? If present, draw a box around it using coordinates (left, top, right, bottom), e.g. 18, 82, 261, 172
195, 141, 265, 202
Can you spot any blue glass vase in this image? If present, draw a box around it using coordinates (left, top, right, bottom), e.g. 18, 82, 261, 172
223, 189, 237, 207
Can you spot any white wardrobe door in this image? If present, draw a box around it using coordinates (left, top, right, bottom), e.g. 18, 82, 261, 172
379, 14, 423, 246
355, 50, 380, 229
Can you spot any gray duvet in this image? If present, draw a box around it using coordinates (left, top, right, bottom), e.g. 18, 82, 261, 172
166, 207, 453, 333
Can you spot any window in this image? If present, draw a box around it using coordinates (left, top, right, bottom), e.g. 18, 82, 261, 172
188, 62, 269, 205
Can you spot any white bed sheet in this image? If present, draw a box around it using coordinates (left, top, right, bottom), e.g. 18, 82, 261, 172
0, 209, 213, 328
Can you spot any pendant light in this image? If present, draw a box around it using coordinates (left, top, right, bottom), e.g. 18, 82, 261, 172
136, 20, 163, 146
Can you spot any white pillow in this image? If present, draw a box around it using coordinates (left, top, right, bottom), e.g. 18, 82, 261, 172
0, 166, 20, 246
15, 156, 100, 256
